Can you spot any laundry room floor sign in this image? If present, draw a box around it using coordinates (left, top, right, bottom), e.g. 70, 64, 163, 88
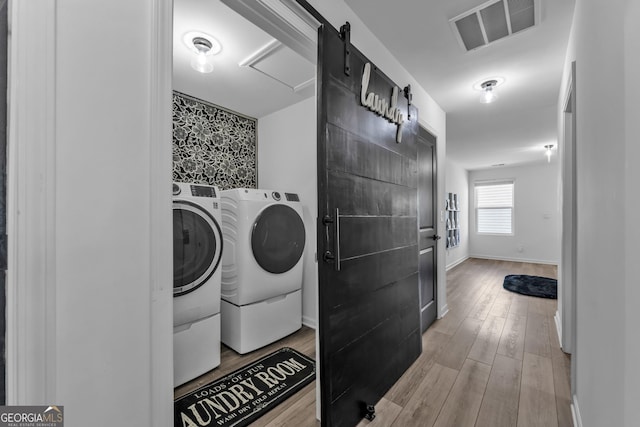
174, 348, 315, 427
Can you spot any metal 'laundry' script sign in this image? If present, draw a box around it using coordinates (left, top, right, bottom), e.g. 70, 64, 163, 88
360, 62, 405, 143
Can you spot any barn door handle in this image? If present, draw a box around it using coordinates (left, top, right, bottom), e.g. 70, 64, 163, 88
322, 208, 341, 271
334, 208, 341, 271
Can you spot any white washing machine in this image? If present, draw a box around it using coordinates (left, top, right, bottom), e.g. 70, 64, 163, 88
220, 188, 305, 354
172, 182, 223, 385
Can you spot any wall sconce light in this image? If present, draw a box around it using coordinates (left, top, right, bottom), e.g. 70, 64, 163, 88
183, 32, 222, 74
480, 80, 498, 104
545, 144, 554, 163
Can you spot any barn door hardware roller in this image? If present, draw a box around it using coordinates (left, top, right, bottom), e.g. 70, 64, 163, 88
340, 21, 351, 76
404, 84, 413, 121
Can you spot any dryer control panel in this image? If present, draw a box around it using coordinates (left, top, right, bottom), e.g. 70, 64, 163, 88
227, 188, 300, 203
270, 191, 300, 202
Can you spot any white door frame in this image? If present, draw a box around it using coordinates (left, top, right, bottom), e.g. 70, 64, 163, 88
6, 0, 60, 403
557, 61, 577, 362
7, 1, 174, 424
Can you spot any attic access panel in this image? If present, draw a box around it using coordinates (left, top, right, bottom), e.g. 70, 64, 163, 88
240, 40, 315, 93
450, 0, 539, 52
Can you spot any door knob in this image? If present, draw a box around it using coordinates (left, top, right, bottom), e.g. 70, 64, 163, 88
323, 251, 335, 262
322, 215, 334, 225
432, 235, 442, 241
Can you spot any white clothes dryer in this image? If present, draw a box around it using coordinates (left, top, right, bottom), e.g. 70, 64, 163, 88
172, 182, 223, 385
220, 188, 305, 354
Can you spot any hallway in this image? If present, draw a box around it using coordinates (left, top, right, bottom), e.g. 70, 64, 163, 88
378, 258, 571, 426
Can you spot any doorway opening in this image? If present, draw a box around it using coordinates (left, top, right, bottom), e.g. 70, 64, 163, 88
170, 0, 321, 415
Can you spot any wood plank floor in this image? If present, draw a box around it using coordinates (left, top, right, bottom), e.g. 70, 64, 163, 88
384, 258, 572, 427
174, 258, 572, 427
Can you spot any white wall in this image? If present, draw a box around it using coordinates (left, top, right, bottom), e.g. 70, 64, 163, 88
445, 159, 470, 269
468, 162, 559, 264
560, 0, 639, 425
306, 0, 448, 317
8, 1, 174, 426
624, 2, 640, 424
258, 97, 318, 328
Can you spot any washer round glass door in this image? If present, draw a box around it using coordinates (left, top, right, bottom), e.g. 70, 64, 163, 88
251, 204, 305, 274
173, 201, 222, 296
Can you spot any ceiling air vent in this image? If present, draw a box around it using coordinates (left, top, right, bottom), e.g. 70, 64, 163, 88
450, 0, 538, 52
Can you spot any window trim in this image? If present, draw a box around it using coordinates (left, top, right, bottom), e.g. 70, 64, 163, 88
474, 179, 515, 236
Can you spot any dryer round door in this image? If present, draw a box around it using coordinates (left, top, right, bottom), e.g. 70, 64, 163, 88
251, 204, 305, 274
173, 200, 223, 296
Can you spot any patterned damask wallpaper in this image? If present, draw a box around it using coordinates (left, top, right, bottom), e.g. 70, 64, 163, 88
172, 92, 257, 190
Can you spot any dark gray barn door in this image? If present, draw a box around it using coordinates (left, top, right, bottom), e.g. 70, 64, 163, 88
418, 127, 438, 332
317, 23, 421, 427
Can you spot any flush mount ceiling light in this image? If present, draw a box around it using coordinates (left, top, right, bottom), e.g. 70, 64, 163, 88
544, 144, 554, 163
480, 80, 498, 104
480, 80, 498, 103
183, 31, 222, 74
474, 77, 504, 104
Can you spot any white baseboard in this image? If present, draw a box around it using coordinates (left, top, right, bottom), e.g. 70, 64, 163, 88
446, 256, 469, 271
302, 315, 316, 330
571, 394, 583, 427
438, 305, 449, 319
469, 254, 558, 265
554, 311, 562, 347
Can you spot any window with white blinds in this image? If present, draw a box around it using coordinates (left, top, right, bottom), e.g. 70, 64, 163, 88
475, 181, 514, 234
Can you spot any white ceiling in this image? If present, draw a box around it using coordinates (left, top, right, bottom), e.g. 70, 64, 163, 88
345, 0, 575, 170
174, 0, 576, 170
173, 0, 315, 119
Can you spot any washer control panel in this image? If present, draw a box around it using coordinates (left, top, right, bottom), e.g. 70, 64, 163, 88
190, 184, 217, 198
